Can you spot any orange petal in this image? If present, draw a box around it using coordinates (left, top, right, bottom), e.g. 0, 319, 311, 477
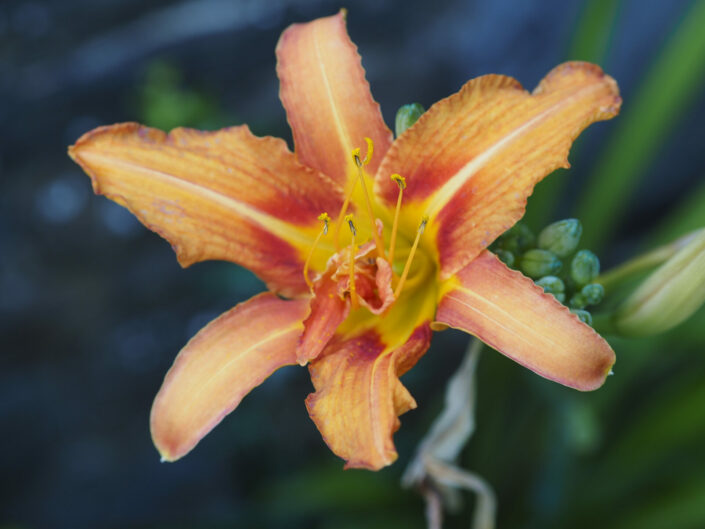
69, 123, 343, 297
375, 62, 621, 278
276, 10, 393, 187
297, 268, 350, 365
151, 293, 309, 461
306, 324, 432, 470
434, 251, 615, 391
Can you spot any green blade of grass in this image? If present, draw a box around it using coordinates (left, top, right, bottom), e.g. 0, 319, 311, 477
577, 0, 705, 251
649, 177, 705, 245
523, 0, 621, 230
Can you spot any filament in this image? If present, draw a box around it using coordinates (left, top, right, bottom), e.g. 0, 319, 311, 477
394, 216, 428, 298
353, 139, 386, 260
388, 174, 406, 267
345, 214, 359, 309
303, 212, 331, 290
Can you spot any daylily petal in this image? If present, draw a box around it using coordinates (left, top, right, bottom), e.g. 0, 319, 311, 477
276, 10, 393, 188
433, 251, 615, 391
151, 293, 309, 461
306, 324, 432, 470
69, 123, 343, 297
297, 268, 350, 365
375, 62, 621, 278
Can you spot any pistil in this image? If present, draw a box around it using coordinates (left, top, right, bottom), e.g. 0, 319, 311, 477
394, 216, 428, 298
303, 212, 331, 290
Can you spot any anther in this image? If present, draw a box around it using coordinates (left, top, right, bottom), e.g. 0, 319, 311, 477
345, 214, 357, 237
388, 173, 407, 266
303, 212, 331, 290
345, 214, 359, 309
318, 212, 331, 234
394, 216, 428, 298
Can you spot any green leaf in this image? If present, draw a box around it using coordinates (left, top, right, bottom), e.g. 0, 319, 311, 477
577, 0, 705, 250
608, 478, 705, 529
523, 0, 621, 230
650, 178, 705, 245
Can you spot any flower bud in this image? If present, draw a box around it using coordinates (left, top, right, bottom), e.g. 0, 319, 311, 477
570, 293, 588, 309
537, 219, 583, 257
520, 249, 562, 278
581, 283, 604, 306
498, 223, 535, 254
535, 275, 565, 300
495, 249, 515, 267
571, 309, 593, 326
395, 103, 425, 137
571, 250, 600, 286
614, 229, 705, 336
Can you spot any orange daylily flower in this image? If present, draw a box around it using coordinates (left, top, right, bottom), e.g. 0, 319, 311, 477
68, 11, 620, 470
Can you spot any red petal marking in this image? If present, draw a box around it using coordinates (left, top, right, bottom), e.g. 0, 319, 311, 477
69, 123, 343, 297
150, 293, 309, 461
297, 268, 350, 365
434, 251, 615, 391
297, 242, 395, 364
306, 324, 432, 470
360, 257, 395, 315
276, 10, 393, 188
375, 62, 621, 278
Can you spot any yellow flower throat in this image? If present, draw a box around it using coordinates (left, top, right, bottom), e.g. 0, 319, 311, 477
303, 138, 428, 310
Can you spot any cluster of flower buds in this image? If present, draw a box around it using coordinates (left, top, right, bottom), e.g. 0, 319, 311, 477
492, 219, 603, 325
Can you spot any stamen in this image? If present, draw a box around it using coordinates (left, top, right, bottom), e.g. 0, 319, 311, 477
303, 212, 330, 291
345, 214, 359, 308
388, 173, 407, 266
333, 180, 357, 250
394, 216, 428, 298
352, 138, 385, 260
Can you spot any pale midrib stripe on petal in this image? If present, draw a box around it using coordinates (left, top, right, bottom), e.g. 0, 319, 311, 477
86, 152, 332, 251
180, 321, 303, 419
423, 85, 599, 219
445, 286, 565, 353
313, 22, 353, 159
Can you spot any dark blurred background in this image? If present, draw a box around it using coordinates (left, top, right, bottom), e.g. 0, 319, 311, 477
2, 0, 705, 527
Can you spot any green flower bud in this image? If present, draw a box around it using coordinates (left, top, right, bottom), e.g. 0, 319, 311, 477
395, 103, 425, 137
581, 283, 604, 306
495, 249, 515, 267
571, 250, 600, 286
571, 309, 593, 326
537, 218, 583, 257
535, 275, 565, 297
614, 228, 705, 336
570, 293, 588, 309
520, 249, 562, 279
498, 223, 535, 254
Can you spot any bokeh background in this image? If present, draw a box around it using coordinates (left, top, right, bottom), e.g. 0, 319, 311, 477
2, 0, 705, 527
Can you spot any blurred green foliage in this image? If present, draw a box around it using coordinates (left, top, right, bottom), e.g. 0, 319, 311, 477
578, 0, 705, 250
138, 61, 230, 131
